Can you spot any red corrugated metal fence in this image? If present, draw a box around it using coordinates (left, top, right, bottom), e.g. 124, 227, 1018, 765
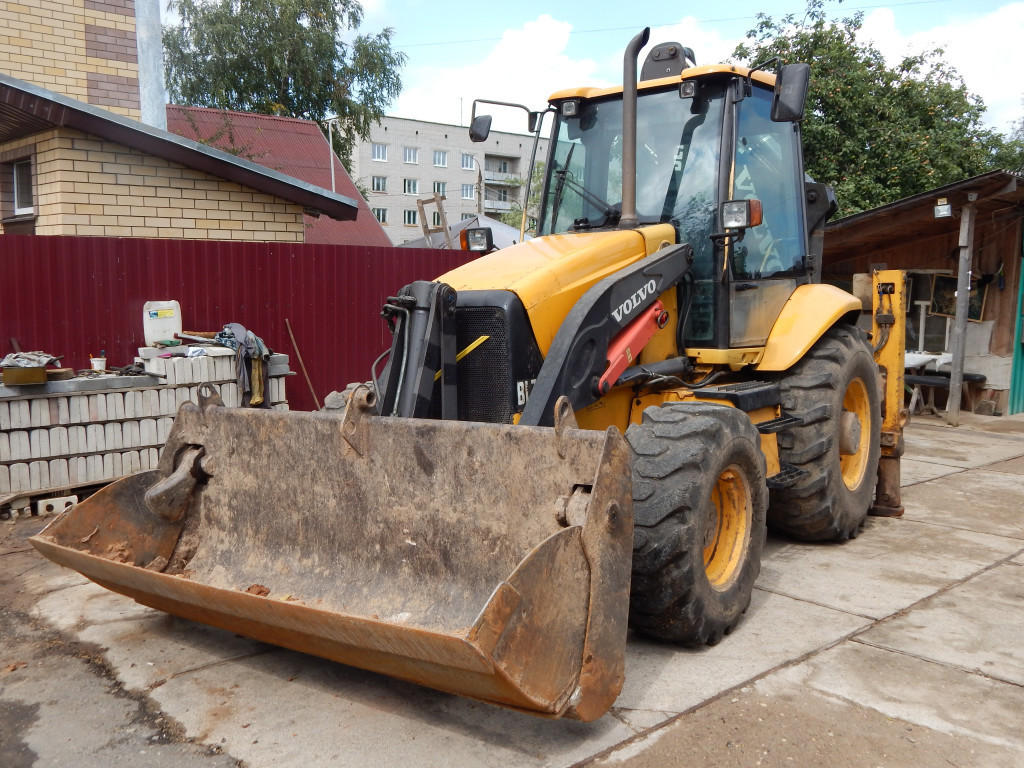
1, 235, 477, 411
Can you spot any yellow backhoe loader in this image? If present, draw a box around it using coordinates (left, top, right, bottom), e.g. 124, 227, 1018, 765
31, 29, 906, 722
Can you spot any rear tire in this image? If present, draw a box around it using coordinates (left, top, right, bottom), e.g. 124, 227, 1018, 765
626, 402, 768, 645
769, 324, 881, 541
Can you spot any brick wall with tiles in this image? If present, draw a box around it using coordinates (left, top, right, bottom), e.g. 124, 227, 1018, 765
0, 128, 306, 241
0, 0, 141, 118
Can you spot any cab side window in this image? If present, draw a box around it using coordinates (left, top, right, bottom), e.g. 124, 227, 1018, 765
731, 88, 806, 279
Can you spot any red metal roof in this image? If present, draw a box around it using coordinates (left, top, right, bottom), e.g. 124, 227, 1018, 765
166, 105, 391, 247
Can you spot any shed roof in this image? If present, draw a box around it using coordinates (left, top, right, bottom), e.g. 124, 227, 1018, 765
0, 72, 358, 221
825, 171, 1024, 254
166, 105, 390, 247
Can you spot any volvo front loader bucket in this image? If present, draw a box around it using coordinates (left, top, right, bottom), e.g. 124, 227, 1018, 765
30, 387, 633, 721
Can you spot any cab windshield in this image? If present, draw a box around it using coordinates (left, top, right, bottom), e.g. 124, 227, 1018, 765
538, 84, 725, 263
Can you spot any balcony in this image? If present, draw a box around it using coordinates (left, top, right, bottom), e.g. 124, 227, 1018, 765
483, 170, 519, 184
483, 199, 514, 213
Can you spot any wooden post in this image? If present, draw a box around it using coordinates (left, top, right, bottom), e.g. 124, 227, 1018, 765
946, 197, 977, 427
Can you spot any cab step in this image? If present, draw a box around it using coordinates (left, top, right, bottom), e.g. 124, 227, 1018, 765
766, 461, 809, 490
691, 380, 781, 411
755, 412, 803, 434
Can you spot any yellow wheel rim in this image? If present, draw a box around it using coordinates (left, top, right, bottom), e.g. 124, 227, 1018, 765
704, 465, 751, 590
840, 377, 871, 490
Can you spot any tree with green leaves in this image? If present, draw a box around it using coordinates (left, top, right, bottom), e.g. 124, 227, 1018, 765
732, 0, 1000, 216
163, 0, 405, 169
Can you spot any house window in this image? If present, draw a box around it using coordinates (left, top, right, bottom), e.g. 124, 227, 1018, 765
371, 143, 387, 162
404, 147, 418, 164
461, 213, 475, 221
461, 153, 475, 170
404, 209, 418, 225
495, 188, 509, 202
403, 179, 418, 195
497, 160, 509, 173
433, 181, 446, 196
13, 159, 33, 215
433, 150, 447, 167
461, 183, 475, 200
372, 207, 388, 224
371, 176, 387, 192
432, 211, 441, 227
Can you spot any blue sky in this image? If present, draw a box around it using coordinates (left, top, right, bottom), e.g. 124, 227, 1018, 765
353, 0, 1023, 134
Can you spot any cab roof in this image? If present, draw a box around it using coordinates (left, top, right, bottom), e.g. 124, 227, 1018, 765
548, 63, 777, 103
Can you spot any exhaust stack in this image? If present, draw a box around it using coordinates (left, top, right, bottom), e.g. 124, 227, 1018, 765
618, 27, 650, 230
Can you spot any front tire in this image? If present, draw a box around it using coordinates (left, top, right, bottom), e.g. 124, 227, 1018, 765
626, 403, 768, 645
769, 324, 881, 541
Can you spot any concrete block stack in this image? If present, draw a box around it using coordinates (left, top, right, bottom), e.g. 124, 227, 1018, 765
0, 352, 291, 499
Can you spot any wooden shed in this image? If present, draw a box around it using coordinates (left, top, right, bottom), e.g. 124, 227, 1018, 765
822, 171, 1024, 415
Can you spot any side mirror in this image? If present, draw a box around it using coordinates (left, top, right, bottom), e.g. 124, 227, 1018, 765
527, 111, 542, 134
469, 115, 492, 143
771, 63, 810, 122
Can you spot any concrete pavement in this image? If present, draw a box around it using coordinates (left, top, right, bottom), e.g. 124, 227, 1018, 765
2, 412, 1023, 767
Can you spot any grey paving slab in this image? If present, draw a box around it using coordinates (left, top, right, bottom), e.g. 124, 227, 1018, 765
904, 423, 1024, 468
759, 518, 1020, 618
987, 455, 1024, 475
758, 642, 1024, 752
859, 562, 1024, 685
614, 587, 868, 714
149, 647, 636, 768
901, 469, 1024, 539
899, 457, 964, 485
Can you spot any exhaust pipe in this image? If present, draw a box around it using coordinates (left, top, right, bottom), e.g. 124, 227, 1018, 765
618, 27, 650, 230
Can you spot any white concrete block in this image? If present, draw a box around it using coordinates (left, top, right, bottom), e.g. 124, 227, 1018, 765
142, 389, 159, 417
30, 429, 51, 459
123, 450, 141, 475
11, 400, 30, 429
175, 387, 191, 408
162, 357, 177, 386
30, 398, 50, 427
10, 463, 29, 492
111, 451, 123, 478
138, 346, 161, 360
36, 494, 77, 516
139, 418, 157, 447
0, 401, 9, 430
86, 455, 102, 483
158, 388, 172, 416
69, 395, 87, 424
105, 422, 123, 450
68, 426, 85, 455
123, 420, 140, 449
147, 448, 158, 468
140, 449, 151, 471
0, 432, 8, 462
89, 394, 108, 422
103, 453, 114, 480
174, 357, 191, 385
198, 356, 212, 383
48, 459, 69, 487
0, 464, 8, 493
29, 460, 50, 491
157, 417, 173, 442
86, 424, 105, 453
69, 457, 86, 484
50, 427, 69, 457
107, 392, 125, 420
189, 385, 199, 403
56, 397, 70, 425
222, 382, 238, 407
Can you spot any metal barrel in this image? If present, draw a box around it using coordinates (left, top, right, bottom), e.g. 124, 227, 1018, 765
30, 391, 633, 721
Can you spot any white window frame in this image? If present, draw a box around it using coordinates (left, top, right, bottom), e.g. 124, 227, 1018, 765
403, 147, 418, 164
433, 150, 447, 168
461, 153, 475, 170
403, 178, 418, 195
461, 213, 475, 221
404, 209, 418, 226
433, 181, 446, 196
461, 183, 475, 200
497, 160, 509, 173
13, 159, 33, 215
371, 176, 387, 193
372, 207, 388, 224
371, 143, 387, 162
432, 211, 442, 227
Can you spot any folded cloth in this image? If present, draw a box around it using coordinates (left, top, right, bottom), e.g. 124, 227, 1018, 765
1, 351, 59, 367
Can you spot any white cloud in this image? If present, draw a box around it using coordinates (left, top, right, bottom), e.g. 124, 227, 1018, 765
859, 4, 1024, 134
392, 15, 600, 132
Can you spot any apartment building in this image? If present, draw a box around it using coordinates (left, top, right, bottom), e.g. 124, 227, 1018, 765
350, 116, 548, 245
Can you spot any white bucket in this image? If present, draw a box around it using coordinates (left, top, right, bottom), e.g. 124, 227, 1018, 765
90, 358, 106, 371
